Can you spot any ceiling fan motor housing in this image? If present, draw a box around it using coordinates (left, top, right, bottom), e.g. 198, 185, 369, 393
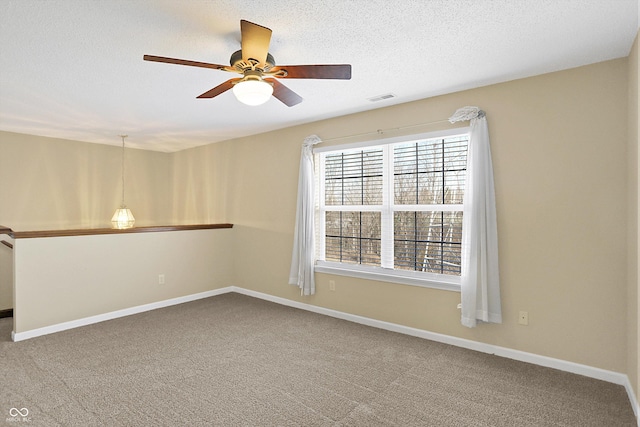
230, 49, 275, 72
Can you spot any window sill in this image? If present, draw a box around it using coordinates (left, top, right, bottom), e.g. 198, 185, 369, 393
314, 262, 461, 292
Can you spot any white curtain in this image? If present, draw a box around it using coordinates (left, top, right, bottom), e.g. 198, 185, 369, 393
450, 107, 502, 327
289, 135, 322, 295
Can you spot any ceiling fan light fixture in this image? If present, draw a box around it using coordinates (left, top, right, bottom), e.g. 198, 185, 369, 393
232, 79, 273, 106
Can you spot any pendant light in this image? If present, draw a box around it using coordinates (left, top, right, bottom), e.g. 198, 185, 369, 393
111, 135, 135, 229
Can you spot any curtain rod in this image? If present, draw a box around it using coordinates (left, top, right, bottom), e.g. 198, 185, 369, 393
317, 118, 454, 144
316, 107, 485, 145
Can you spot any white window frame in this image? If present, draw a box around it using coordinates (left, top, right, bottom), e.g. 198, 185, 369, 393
313, 127, 470, 292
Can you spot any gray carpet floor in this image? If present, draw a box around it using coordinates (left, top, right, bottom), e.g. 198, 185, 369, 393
0, 293, 636, 426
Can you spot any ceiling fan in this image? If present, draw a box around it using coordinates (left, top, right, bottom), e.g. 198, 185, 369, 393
144, 20, 352, 107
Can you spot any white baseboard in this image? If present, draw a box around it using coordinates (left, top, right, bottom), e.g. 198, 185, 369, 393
626, 381, 640, 425
10, 285, 639, 423
233, 287, 639, 423
11, 287, 233, 342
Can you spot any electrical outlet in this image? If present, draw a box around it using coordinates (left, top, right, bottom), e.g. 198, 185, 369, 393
158, 274, 165, 285
518, 310, 529, 325
329, 280, 336, 291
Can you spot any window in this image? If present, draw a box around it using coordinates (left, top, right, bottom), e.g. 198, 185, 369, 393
315, 128, 469, 290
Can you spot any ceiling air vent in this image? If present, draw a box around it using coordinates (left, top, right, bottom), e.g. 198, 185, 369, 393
368, 93, 396, 102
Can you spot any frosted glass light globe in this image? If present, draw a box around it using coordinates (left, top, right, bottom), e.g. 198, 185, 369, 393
232, 80, 273, 106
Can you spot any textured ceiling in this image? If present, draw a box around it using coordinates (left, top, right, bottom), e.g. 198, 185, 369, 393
1, 0, 638, 152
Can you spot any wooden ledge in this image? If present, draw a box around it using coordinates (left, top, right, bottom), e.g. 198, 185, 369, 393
5, 223, 233, 239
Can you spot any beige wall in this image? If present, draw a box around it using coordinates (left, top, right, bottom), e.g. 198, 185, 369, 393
628, 30, 640, 407
0, 134, 235, 335
170, 142, 233, 224
0, 131, 175, 317
13, 228, 234, 333
0, 131, 173, 231
172, 58, 631, 374
0, 237, 12, 311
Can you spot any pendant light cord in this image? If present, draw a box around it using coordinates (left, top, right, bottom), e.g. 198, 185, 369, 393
119, 134, 127, 207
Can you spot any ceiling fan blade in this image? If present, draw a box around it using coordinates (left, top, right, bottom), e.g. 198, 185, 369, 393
196, 79, 240, 98
240, 20, 272, 66
144, 55, 230, 71
270, 64, 352, 79
265, 78, 303, 107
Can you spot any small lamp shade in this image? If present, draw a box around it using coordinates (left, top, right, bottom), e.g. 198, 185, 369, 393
232, 79, 273, 106
111, 207, 135, 229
